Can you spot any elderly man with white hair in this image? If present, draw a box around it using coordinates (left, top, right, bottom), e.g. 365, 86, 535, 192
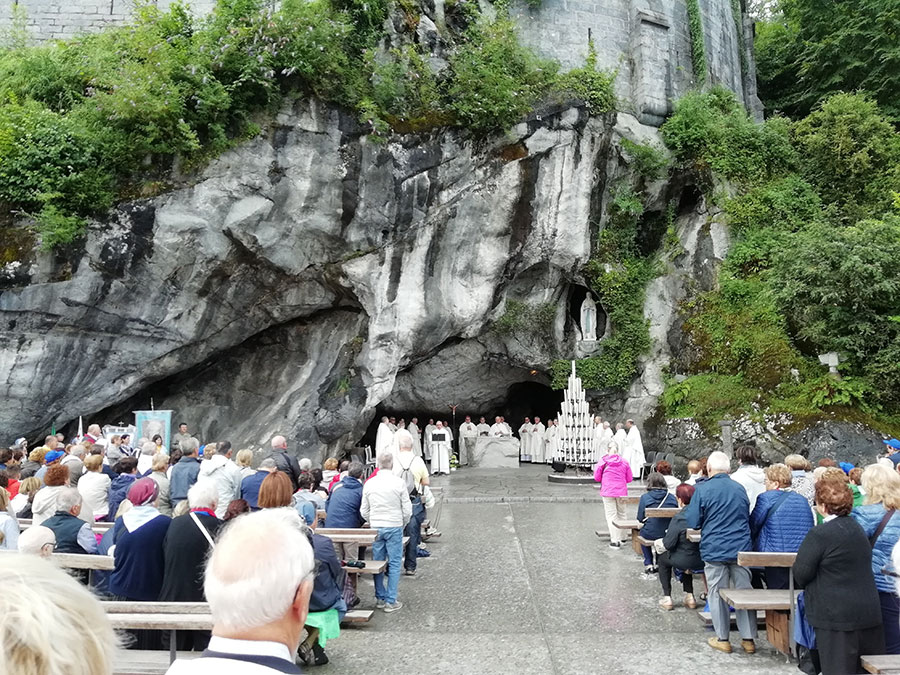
684, 451, 757, 655
18, 525, 55, 556
41, 487, 97, 554
61, 444, 85, 487
166, 508, 316, 674
269, 434, 301, 491
361, 452, 412, 612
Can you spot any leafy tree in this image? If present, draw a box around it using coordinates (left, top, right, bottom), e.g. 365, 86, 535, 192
755, 0, 900, 120
793, 93, 900, 224
770, 216, 900, 369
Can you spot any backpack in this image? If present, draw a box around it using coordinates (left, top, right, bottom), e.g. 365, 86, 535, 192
398, 455, 418, 497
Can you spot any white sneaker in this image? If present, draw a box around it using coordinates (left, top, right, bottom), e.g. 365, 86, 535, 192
375, 599, 386, 609
383, 601, 403, 613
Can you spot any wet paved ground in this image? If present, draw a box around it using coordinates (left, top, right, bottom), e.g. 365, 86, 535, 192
319, 466, 796, 674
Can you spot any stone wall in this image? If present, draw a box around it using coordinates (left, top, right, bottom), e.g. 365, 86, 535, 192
511, 0, 755, 125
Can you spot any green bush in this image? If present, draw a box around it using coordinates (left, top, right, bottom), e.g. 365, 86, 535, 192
686, 0, 707, 84
660, 88, 797, 186
770, 216, 900, 367
793, 93, 900, 224
682, 276, 796, 389
621, 138, 670, 181
447, 17, 558, 134
661, 374, 758, 432
723, 175, 822, 236
555, 39, 616, 115
493, 300, 556, 337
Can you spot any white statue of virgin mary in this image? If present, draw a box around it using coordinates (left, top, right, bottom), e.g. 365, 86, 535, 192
580, 295, 598, 341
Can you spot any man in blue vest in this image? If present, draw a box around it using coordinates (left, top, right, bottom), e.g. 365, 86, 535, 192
42, 488, 97, 554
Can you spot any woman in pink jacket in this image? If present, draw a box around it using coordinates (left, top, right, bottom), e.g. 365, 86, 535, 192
594, 443, 634, 548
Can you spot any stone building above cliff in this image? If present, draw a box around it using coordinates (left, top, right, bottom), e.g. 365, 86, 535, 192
0, 0, 760, 124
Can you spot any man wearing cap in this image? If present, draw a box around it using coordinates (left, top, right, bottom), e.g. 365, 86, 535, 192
884, 439, 900, 466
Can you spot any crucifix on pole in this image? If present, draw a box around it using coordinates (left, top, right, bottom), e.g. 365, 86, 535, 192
448, 403, 459, 457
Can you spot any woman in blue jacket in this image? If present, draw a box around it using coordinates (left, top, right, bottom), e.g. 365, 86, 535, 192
749, 463, 814, 589
851, 463, 900, 654
637, 472, 678, 575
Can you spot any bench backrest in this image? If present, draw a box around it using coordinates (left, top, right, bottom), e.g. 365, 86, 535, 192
737, 551, 797, 567
644, 507, 680, 518
0, 549, 115, 570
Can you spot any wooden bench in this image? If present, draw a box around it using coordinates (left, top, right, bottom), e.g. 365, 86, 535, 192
862, 655, 900, 674
317, 532, 376, 545
644, 507, 681, 518
737, 551, 797, 567
611, 518, 643, 555
718, 588, 799, 655
102, 602, 374, 625
19, 517, 113, 533
114, 650, 199, 674
345, 560, 386, 575
0, 549, 115, 570
104, 603, 374, 664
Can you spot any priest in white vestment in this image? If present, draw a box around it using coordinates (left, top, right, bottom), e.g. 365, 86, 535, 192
430, 421, 452, 475
459, 416, 478, 466
601, 421, 614, 446
500, 417, 513, 435
476, 417, 491, 437
375, 417, 394, 457
544, 420, 559, 461
518, 418, 533, 460
531, 417, 546, 463
612, 423, 627, 454
423, 419, 436, 461
490, 416, 510, 437
624, 419, 645, 478
409, 417, 422, 457
591, 416, 605, 459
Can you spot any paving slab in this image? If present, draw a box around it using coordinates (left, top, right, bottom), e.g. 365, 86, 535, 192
316, 468, 795, 675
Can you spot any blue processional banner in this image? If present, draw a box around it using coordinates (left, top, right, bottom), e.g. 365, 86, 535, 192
133, 410, 173, 450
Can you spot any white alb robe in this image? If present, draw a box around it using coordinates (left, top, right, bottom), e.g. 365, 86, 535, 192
612, 428, 627, 454
489, 423, 507, 437
423, 424, 436, 460
375, 422, 394, 457
408, 422, 422, 457
459, 422, 477, 465
625, 426, 645, 477
530, 422, 546, 463
591, 423, 605, 458
476, 423, 491, 437
601, 425, 614, 447
518, 423, 533, 459
430, 428, 451, 474
545, 424, 559, 460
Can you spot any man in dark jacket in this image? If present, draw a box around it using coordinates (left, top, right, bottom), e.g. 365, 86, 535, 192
107, 457, 139, 520
169, 439, 201, 506
241, 458, 277, 510
42, 488, 97, 554
159, 481, 222, 651
325, 462, 365, 562
684, 450, 757, 655
269, 435, 301, 491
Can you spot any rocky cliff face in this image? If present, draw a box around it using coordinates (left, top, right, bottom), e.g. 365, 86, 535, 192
5, 100, 688, 458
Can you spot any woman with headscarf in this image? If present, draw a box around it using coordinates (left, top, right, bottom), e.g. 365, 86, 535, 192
109, 478, 171, 649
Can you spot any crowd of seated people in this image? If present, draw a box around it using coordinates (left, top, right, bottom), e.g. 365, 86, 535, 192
1, 423, 443, 669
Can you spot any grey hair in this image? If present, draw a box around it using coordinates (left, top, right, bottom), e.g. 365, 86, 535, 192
395, 429, 413, 450
0, 554, 121, 673
298, 458, 312, 472
68, 445, 86, 459
141, 441, 156, 456
188, 481, 218, 510
55, 487, 82, 513
204, 508, 315, 633
348, 461, 364, 479
377, 452, 394, 470
181, 437, 200, 454
18, 526, 55, 556
260, 458, 277, 470
707, 451, 731, 474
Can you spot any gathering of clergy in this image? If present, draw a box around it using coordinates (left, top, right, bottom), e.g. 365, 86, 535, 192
374, 414, 644, 473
